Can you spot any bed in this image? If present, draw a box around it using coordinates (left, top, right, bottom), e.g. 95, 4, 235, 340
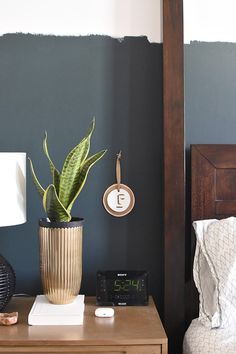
183, 144, 236, 354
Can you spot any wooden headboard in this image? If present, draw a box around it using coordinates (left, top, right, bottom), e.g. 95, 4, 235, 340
189, 144, 236, 322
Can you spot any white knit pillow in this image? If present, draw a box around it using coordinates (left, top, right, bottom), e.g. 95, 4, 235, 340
193, 217, 236, 329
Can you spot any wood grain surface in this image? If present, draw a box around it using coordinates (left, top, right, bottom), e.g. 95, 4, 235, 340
163, 0, 185, 353
0, 296, 167, 354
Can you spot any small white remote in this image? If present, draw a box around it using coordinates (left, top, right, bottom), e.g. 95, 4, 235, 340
95, 307, 114, 318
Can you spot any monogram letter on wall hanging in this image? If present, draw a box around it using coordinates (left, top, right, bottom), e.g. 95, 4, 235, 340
103, 151, 135, 217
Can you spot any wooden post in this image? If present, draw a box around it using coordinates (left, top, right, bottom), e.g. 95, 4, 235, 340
163, 0, 185, 353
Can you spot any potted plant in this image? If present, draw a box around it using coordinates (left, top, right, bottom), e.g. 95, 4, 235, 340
29, 118, 106, 304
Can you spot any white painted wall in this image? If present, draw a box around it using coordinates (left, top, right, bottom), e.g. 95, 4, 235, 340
0, 0, 162, 43
184, 0, 236, 43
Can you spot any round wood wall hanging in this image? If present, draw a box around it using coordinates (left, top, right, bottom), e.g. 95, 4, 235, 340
103, 151, 135, 217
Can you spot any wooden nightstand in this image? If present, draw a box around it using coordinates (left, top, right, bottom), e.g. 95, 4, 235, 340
0, 296, 168, 353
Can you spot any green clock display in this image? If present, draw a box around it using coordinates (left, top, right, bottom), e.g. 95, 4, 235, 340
96, 270, 149, 306
113, 279, 141, 292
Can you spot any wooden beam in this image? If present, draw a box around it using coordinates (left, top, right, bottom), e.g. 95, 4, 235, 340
163, 0, 185, 353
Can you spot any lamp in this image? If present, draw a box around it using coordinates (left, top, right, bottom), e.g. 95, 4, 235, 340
0, 153, 26, 310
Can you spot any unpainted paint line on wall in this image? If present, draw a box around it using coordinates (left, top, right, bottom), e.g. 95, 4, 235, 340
0, 0, 163, 43
184, 0, 236, 43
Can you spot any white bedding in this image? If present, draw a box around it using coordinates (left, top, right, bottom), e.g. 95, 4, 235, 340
193, 217, 236, 329
183, 318, 236, 354
183, 217, 236, 353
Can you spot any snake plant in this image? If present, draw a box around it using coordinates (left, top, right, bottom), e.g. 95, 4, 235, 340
29, 118, 107, 222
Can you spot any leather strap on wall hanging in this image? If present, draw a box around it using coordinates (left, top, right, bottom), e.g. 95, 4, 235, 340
103, 151, 135, 217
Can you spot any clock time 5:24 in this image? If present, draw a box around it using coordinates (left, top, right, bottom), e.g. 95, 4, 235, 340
112, 279, 141, 292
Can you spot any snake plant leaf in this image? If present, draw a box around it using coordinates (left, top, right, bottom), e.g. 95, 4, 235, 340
67, 149, 107, 212
43, 184, 71, 222
28, 158, 45, 199
43, 132, 60, 193
77, 118, 95, 149
59, 118, 95, 208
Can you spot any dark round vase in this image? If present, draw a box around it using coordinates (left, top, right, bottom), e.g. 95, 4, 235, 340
0, 255, 15, 311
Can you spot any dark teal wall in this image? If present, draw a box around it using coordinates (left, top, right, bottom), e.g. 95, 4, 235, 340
185, 41, 236, 146
0, 35, 163, 311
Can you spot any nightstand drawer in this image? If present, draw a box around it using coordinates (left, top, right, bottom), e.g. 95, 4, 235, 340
0, 345, 162, 353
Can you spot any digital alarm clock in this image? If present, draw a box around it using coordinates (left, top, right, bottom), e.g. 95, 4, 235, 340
96, 270, 149, 306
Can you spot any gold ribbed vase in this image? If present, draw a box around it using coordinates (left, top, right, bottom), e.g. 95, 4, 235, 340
39, 218, 83, 305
